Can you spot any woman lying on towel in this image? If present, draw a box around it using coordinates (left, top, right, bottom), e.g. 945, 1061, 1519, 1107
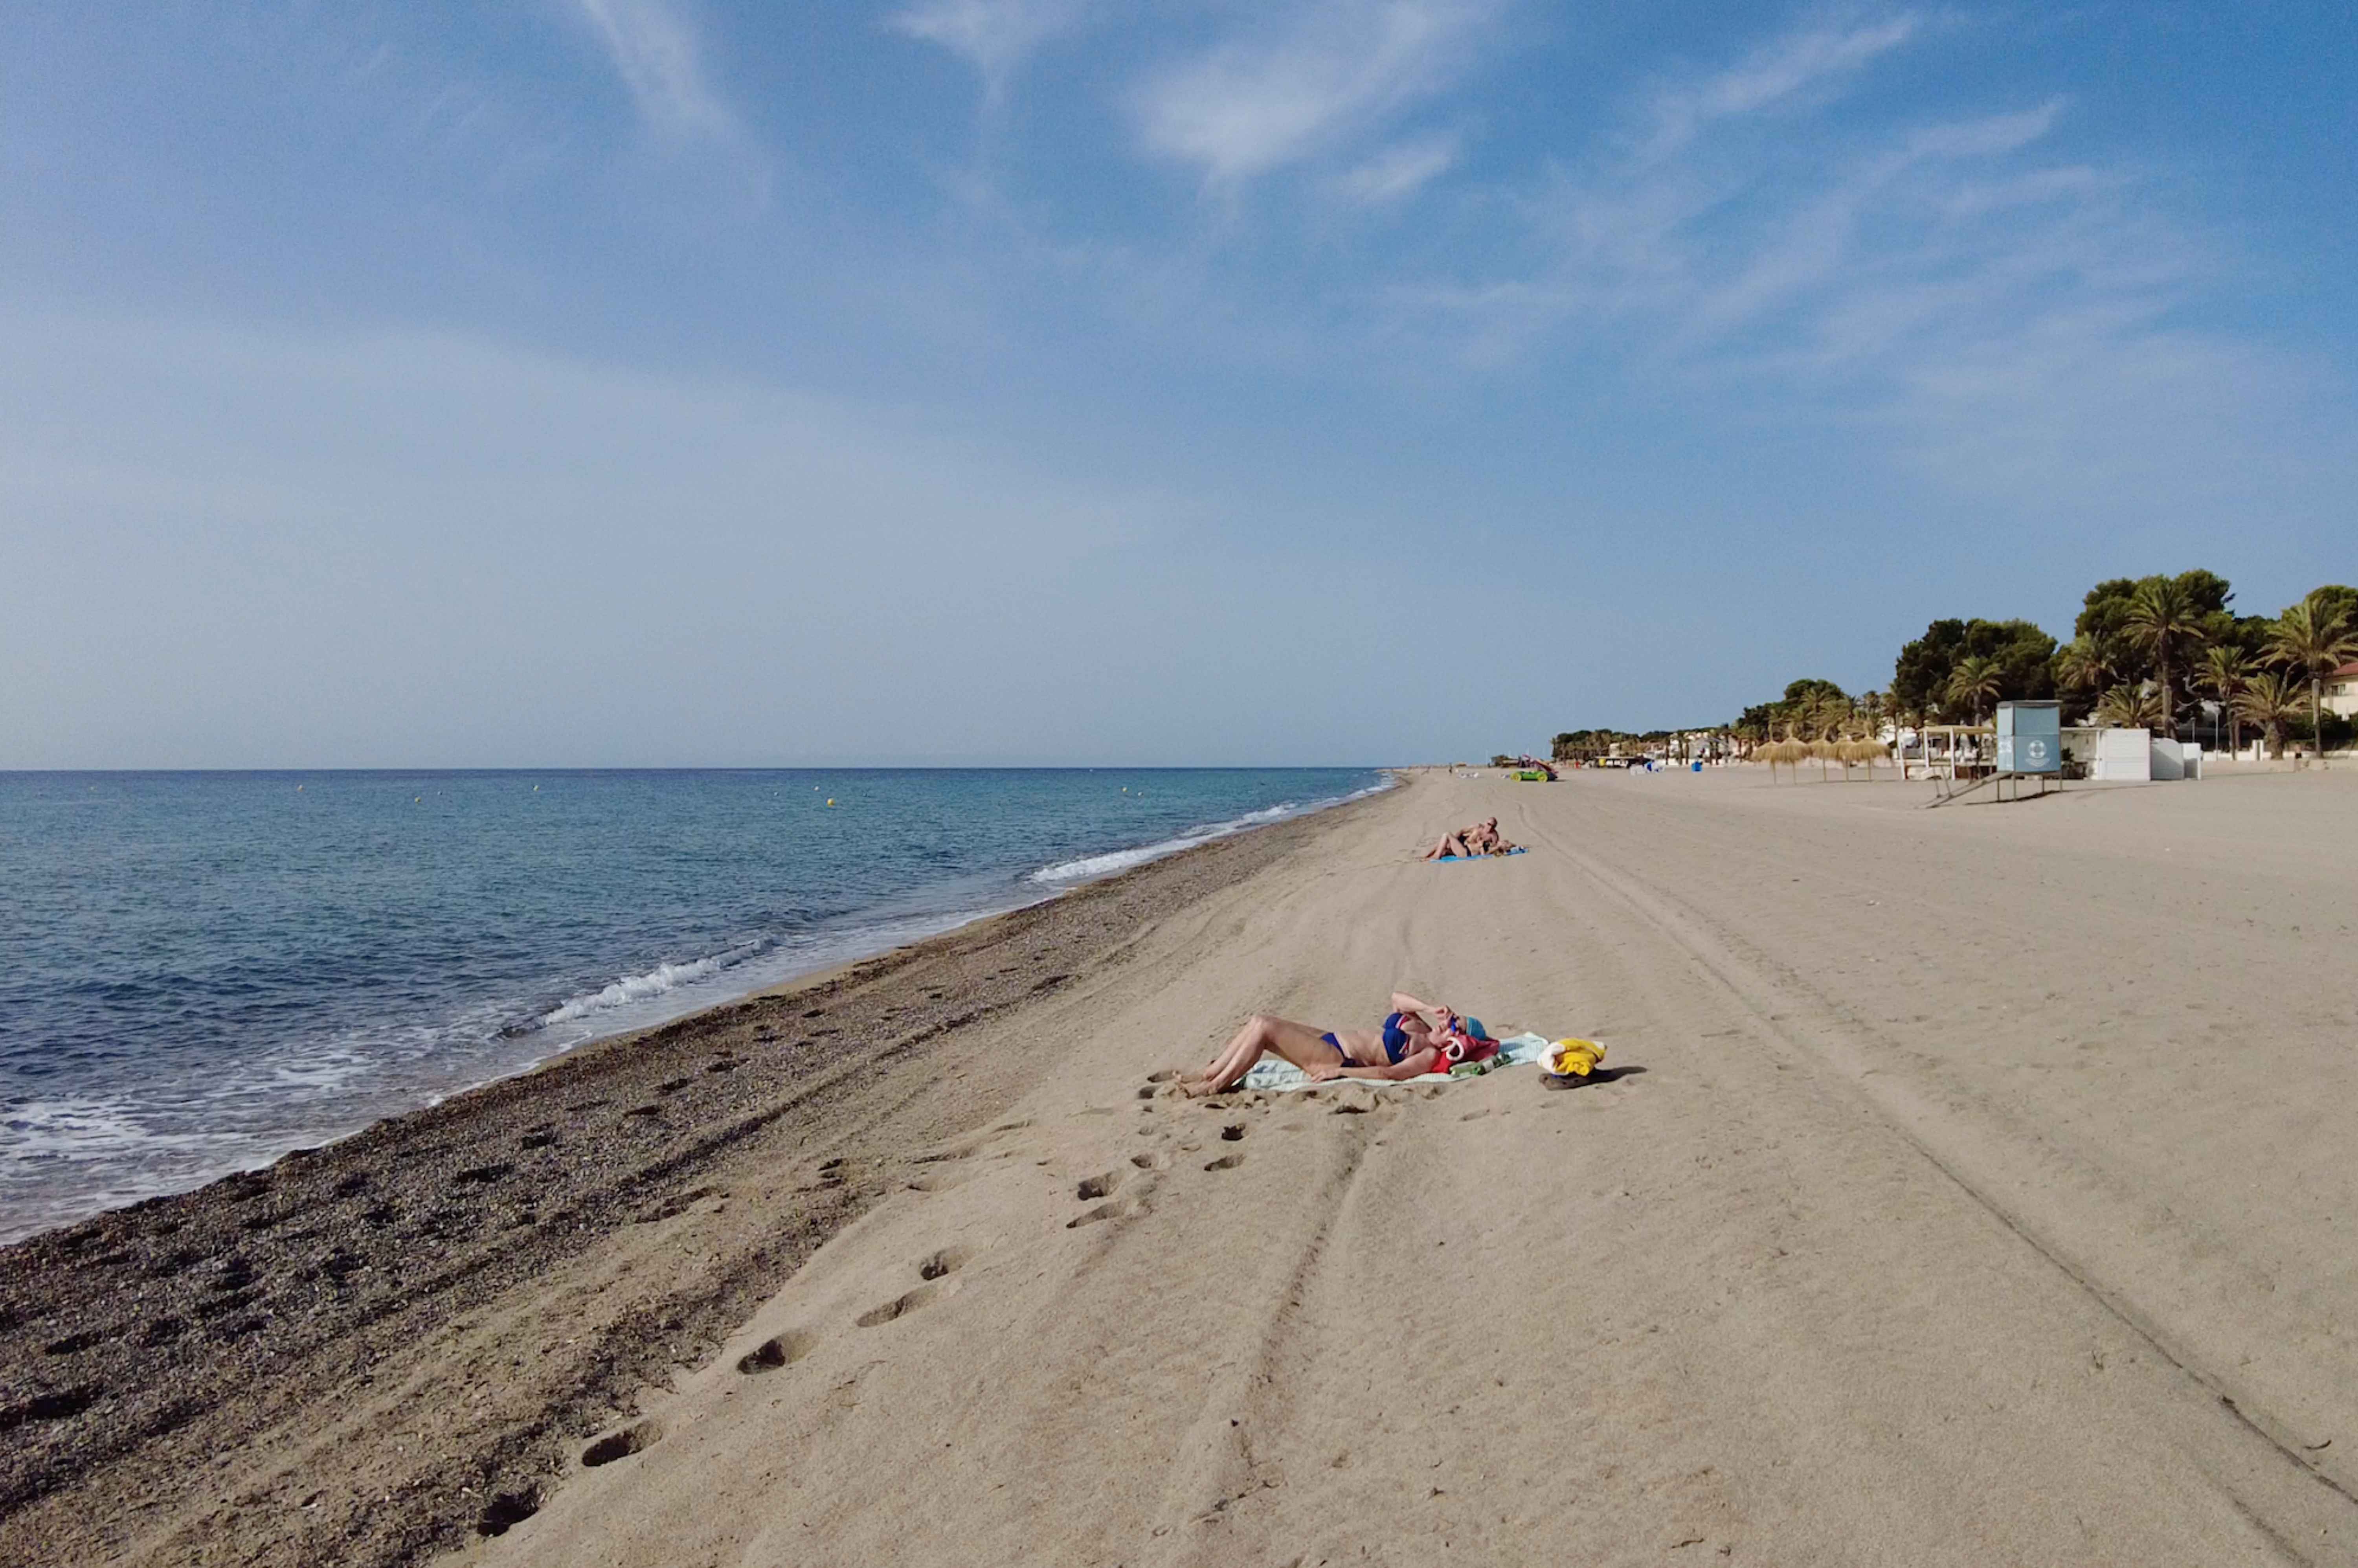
1178, 992, 1497, 1096
1421, 817, 1517, 859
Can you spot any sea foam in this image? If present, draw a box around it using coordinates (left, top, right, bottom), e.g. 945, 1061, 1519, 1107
1028, 780, 1389, 885
538, 941, 769, 1028
1, 766, 1390, 1240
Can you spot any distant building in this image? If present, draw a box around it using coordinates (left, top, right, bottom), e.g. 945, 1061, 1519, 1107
2328, 660, 2358, 720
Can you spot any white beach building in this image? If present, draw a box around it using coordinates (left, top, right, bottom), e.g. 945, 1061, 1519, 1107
2325, 659, 2358, 720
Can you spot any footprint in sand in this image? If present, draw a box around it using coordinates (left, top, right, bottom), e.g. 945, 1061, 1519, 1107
1075, 1170, 1126, 1201
1205, 1153, 1245, 1171
1129, 1151, 1169, 1171
1147, 1069, 1179, 1083
857, 1278, 959, 1327
1067, 1199, 1137, 1228
736, 1328, 818, 1373
7, 1386, 101, 1424
581, 1417, 663, 1467
919, 1245, 973, 1281
475, 1487, 542, 1538
1220, 1124, 1247, 1142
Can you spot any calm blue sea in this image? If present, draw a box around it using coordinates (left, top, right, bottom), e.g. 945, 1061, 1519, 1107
0, 768, 1385, 1240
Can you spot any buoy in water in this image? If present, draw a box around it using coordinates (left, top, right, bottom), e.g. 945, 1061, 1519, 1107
826, 798, 836, 806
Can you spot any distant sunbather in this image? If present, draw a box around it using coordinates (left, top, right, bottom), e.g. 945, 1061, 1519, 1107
1177, 992, 1498, 1096
1421, 817, 1515, 859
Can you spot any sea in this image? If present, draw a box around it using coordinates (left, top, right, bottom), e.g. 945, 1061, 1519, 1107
0, 767, 1386, 1242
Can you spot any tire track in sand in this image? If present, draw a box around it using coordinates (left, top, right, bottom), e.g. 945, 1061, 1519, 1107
1524, 808, 2358, 1521
1141, 1110, 1382, 1567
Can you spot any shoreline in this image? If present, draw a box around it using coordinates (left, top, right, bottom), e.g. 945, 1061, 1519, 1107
14, 766, 2358, 1564
2, 771, 1394, 1245
0, 780, 1400, 1568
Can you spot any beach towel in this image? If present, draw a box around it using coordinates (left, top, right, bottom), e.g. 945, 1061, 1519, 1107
1434, 847, 1526, 861
1240, 1032, 1554, 1092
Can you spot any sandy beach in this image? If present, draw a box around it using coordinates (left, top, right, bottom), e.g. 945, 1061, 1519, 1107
12, 766, 2358, 1566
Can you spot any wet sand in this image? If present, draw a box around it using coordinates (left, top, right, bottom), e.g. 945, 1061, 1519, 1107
0, 795, 1381, 1568
15, 766, 2358, 1566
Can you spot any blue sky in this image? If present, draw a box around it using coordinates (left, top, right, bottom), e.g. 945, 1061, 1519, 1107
3, 2, 2352, 766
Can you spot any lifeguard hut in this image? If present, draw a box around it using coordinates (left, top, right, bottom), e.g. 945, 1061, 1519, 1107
1928, 701, 2060, 806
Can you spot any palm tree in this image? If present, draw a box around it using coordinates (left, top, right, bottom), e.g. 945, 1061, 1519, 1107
2120, 578, 2205, 738
1945, 656, 2003, 726
2055, 631, 2121, 709
1855, 690, 1888, 779
2095, 683, 2163, 729
2199, 643, 2253, 757
2265, 592, 2358, 766
1806, 696, 1844, 780
2234, 672, 2303, 762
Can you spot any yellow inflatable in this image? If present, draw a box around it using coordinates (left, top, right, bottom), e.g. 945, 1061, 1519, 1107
1544, 1038, 1606, 1078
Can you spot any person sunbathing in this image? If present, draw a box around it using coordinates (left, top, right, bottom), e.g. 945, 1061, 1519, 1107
1465, 817, 1514, 854
1177, 992, 1493, 1096
1421, 817, 1516, 859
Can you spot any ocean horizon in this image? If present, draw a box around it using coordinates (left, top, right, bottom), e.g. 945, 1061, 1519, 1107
0, 766, 1387, 1241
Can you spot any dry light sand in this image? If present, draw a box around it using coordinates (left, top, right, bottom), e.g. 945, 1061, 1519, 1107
443, 765, 2358, 1568
11, 764, 2358, 1568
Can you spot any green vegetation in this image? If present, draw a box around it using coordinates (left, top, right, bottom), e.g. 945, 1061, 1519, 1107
2234, 672, 2303, 760
1550, 727, 1699, 761
1730, 679, 1859, 746
2266, 592, 2358, 767
1890, 619, 2055, 726
1590, 570, 2358, 763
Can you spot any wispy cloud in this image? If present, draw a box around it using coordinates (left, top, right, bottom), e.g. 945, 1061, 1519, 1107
892, 0, 1096, 99
1357, 9, 2333, 519
1339, 132, 1459, 203
1678, 103, 2065, 342
1394, 17, 2095, 360
1137, 0, 1498, 183
1642, 13, 1916, 159
572, 0, 731, 139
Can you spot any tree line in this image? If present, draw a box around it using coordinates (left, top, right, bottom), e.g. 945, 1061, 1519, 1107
1724, 574, 2357, 760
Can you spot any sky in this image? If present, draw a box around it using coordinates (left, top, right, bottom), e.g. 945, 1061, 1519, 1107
2, 1, 2353, 766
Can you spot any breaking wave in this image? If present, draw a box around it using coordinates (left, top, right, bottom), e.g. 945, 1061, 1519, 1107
1029, 778, 1391, 885
536, 940, 771, 1028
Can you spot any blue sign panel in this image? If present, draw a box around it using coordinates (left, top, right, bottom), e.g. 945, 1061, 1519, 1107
1996, 701, 2061, 774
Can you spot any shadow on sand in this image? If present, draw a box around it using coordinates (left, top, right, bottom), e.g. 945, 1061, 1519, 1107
1540, 1064, 1647, 1091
